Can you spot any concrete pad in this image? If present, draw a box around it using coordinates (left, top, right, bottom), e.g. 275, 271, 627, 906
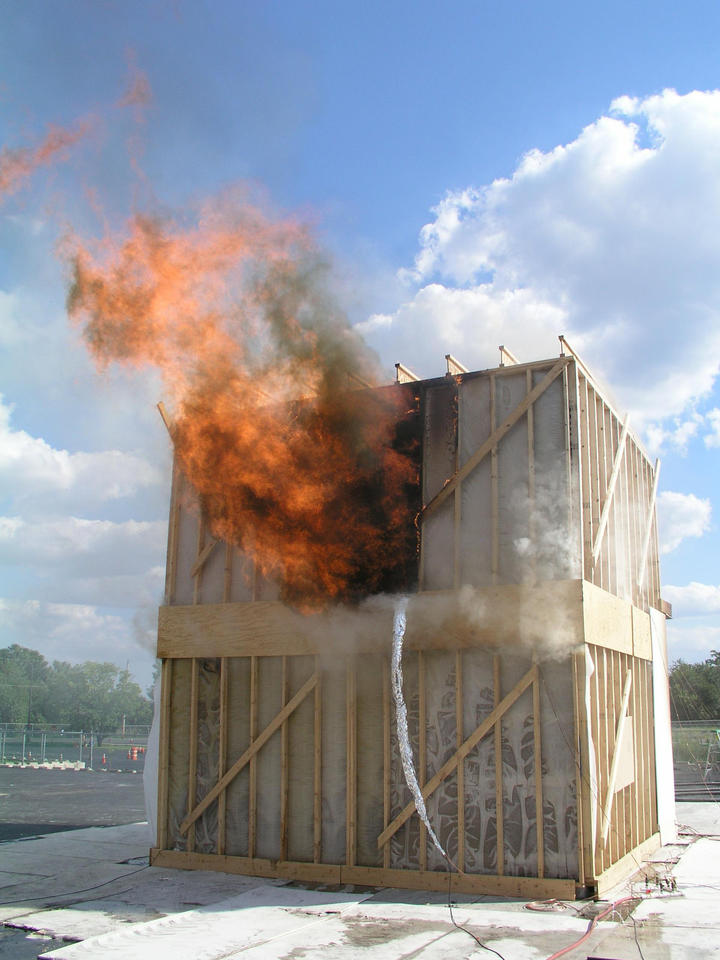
342, 898, 589, 935
0, 874, 55, 899
38, 885, 376, 959
1, 808, 719, 960
0, 861, 150, 922
676, 801, 720, 836
11, 839, 149, 863
108, 870, 285, 912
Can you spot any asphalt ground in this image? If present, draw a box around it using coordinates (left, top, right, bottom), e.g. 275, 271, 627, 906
0, 767, 146, 842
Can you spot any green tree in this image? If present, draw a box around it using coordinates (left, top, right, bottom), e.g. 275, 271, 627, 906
0, 646, 49, 724
669, 651, 720, 720
0, 646, 154, 733
44, 661, 152, 733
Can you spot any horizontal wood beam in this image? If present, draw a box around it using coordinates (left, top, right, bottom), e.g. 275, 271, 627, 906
377, 664, 537, 849
179, 672, 318, 834
157, 581, 585, 659
150, 849, 577, 900
424, 357, 568, 518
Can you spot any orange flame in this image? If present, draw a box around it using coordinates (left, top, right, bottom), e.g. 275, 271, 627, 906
0, 120, 91, 201
65, 191, 419, 604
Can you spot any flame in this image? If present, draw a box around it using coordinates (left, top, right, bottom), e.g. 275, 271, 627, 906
0, 120, 91, 201
65, 190, 419, 604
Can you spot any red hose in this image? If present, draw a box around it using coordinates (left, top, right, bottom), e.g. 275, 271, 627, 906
544, 896, 638, 960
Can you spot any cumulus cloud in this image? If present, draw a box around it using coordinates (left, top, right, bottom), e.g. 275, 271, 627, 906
666, 621, 720, 663
664, 581, 720, 616
0, 395, 162, 511
364, 89, 720, 428
0, 514, 166, 605
0, 598, 155, 685
656, 490, 711, 554
705, 408, 720, 448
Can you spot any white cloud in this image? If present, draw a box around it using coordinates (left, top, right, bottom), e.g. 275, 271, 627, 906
666, 621, 720, 664
0, 515, 166, 606
664, 581, 720, 616
656, 490, 711, 554
0, 395, 162, 511
0, 598, 155, 687
705, 408, 720, 448
366, 89, 720, 430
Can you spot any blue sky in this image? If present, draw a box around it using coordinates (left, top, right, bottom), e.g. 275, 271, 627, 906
2, 0, 720, 686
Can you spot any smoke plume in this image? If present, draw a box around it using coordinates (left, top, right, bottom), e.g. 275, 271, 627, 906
0, 120, 91, 202
65, 191, 419, 604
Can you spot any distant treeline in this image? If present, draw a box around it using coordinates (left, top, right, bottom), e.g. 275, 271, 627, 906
0, 644, 153, 732
670, 651, 720, 722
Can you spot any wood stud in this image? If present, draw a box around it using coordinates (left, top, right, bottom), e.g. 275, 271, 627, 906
346, 658, 358, 867
382, 655, 391, 870
455, 650, 465, 873
493, 654, 504, 875
248, 655, 258, 859
313, 655, 322, 864
280, 656, 289, 861
186, 657, 199, 852
418, 651, 427, 871
217, 656, 228, 855
533, 667, 544, 878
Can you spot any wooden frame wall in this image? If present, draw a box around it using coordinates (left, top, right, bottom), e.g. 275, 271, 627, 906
153, 643, 582, 899
153, 587, 661, 898
155, 353, 666, 897
575, 370, 661, 613
572, 642, 660, 895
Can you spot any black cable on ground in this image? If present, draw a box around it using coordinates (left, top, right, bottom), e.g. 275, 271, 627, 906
445, 870, 508, 960
0, 865, 150, 907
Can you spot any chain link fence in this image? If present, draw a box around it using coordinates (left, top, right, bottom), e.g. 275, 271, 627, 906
0, 723, 149, 772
